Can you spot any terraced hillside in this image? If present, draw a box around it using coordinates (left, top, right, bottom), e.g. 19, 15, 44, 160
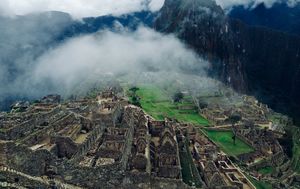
128, 85, 209, 126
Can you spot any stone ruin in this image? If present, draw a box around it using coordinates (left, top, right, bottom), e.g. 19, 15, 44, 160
183, 130, 256, 189
0, 89, 291, 189
234, 124, 286, 165
0, 91, 189, 189
201, 95, 271, 127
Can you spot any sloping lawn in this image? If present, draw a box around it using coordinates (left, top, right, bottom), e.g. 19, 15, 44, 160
136, 85, 209, 126
204, 130, 255, 156
247, 175, 272, 189
179, 139, 203, 188
258, 166, 274, 175
291, 127, 300, 172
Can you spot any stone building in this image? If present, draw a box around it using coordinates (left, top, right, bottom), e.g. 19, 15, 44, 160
189, 130, 255, 189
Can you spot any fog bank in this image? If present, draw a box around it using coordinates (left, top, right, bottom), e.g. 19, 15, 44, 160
0, 0, 165, 19
2, 26, 213, 102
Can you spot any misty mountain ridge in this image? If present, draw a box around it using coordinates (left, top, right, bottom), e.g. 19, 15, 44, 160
2, 1, 300, 189
0, 10, 156, 111
1, 0, 300, 124
155, 0, 300, 123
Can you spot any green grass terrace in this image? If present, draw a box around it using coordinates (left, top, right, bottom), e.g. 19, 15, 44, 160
246, 175, 272, 189
203, 129, 255, 157
258, 166, 274, 175
179, 138, 203, 188
130, 85, 210, 126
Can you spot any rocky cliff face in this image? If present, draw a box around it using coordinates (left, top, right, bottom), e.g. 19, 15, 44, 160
229, 19, 300, 117
154, 0, 248, 91
154, 0, 300, 122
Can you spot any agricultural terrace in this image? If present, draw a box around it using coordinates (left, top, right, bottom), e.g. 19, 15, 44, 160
203, 129, 255, 157
129, 85, 210, 126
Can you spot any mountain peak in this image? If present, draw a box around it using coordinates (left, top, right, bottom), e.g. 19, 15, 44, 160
155, 0, 226, 33
163, 0, 223, 13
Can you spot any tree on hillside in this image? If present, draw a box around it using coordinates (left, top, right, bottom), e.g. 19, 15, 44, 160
131, 96, 141, 107
198, 98, 208, 109
129, 86, 141, 107
129, 87, 139, 93
228, 112, 242, 145
173, 91, 184, 103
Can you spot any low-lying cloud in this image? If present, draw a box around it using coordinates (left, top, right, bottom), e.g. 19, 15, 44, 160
3, 26, 211, 101
215, 0, 300, 10
0, 0, 165, 19
2, 0, 298, 18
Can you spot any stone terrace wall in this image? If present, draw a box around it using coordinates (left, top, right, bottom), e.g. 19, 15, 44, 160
61, 163, 124, 188
150, 177, 191, 189
0, 131, 7, 140
7, 119, 36, 140
4, 142, 56, 176
20, 112, 71, 146
119, 124, 134, 170
71, 125, 104, 163
0, 168, 49, 189
5, 107, 63, 140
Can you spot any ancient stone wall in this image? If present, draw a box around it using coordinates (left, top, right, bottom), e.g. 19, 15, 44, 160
5, 142, 56, 176
120, 123, 134, 170
52, 136, 78, 159
0, 168, 49, 189
60, 164, 124, 188
71, 125, 104, 163
0, 131, 7, 140
4, 106, 64, 140
7, 119, 36, 140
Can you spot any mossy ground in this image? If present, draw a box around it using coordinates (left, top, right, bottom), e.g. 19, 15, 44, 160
203, 129, 255, 157
130, 85, 210, 126
179, 138, 202, 188
125, 83, 272, 188
258, 166, 274, 175
246, 175, 272, 189
291, 127, 300, 172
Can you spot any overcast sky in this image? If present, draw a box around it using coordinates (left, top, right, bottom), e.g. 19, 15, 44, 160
8, 26, 209, 98
0, 0, 165, 18
0, 0, 299, 18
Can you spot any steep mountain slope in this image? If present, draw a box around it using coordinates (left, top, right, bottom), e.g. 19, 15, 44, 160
154, 0, 248, 92
155, 0, 300, 122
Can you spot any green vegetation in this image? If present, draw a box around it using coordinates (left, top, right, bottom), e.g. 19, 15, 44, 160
87, 87, 101, 99
203, 130, 254, 156
129, 85, 209, 126
247, 175, 272, 189
173, 91, 184, 102
258, 166, 274, 175
291, 127, 300, 172
129, 87, 141, 107
179, 138, 202, 188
